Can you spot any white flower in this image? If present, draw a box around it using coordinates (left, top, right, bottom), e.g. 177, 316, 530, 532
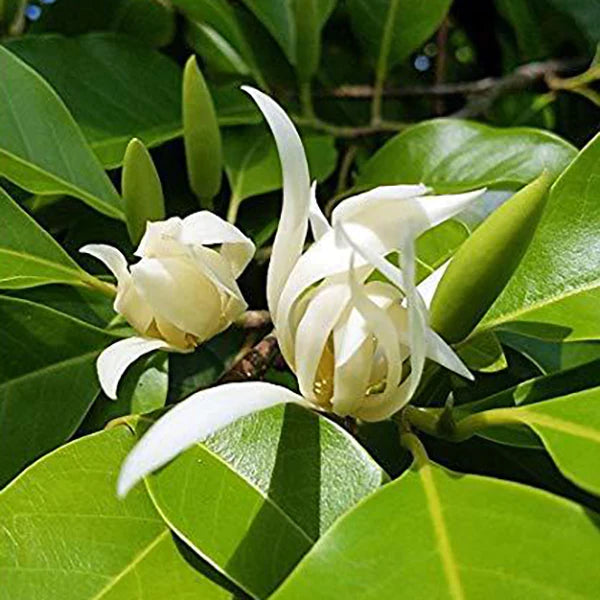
81, 211, 254, 399
117, 88, 484, 497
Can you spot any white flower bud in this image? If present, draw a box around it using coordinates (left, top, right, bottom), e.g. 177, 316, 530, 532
81, 211, 254, 399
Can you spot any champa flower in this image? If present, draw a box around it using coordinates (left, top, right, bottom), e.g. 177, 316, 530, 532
81, 211, 254, 399
117, 87, 485, 497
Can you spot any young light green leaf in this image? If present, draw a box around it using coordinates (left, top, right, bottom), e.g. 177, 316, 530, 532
6, 33, 183, 168
183, 55, 223, 206
481, 131, 600, 341
0, 295, 118, 487
0, 46, 123, 219
347, 0, 452, 68
0, 428, 232, 599
457, 331, 508, 373
358, 119, 576, 192
272, 460, 600, 599
517, 387, 600, 496
0, 187, 102, 290
122, 138, 165, 245
143, 404, 386, 599
431, 171, 553, 343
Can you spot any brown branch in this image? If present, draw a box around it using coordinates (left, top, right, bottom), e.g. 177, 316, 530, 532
234, 310, 272, 329
218, 332, 280, 383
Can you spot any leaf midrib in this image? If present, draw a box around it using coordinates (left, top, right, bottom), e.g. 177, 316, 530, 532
0, 247, 86, 281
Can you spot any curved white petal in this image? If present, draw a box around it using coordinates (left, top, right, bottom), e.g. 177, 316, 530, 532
242, 86, 311, 321
180, 211, 255, 277
294, 283, 349, 400
135, 217, 185, 258
97, 336, 172, 400
117, 382, 308, 497
309, 182, 331, 241
416, 260, 450, 309
130, 256, 222, 341
331, 184, 429, 226
80, 244, 130, 285
425, 329, 473, 380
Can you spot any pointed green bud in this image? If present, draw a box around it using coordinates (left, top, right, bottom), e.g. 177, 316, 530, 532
122, 138, 165, 245
183, 55, 222, 207
430, 170, 554, 343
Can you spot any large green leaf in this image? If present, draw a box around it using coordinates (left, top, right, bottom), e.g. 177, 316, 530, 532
347, 0, 452, 68
143, 404, 386, 598
0, 187, 95, 290
357, 119, 576, 192
272, 459, 600, 599
516, 388, 600, 496
223, 126, 337, 220
0, 428, 232, 599
0, 46, 122, 218
0, 295, 117, 486
480, 132, 600, 341
6, 34, 183, 169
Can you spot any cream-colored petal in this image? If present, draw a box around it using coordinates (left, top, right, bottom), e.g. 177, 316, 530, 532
294, 283, 350, 401
130, 256, 222, 341
117, 381, 309, 497
180, 211, 255, 277
97, 336, 172, 400
309, 181, 331, 241
242, 86, 311, 321
135, 217, 185, 258
416, 260, 450, 309
80, 243, 129, 285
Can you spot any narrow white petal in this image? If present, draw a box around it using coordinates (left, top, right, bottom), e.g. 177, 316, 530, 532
117, 382, 308, 497
294, 283, 349, 400
425, 329, 474, 380
309, 181, 331, 241
242, 86, 311, 321
180, 211, 255, 277
331, 184, 429, 226
97, 337, 172, 400
416, 260, 450, 309
80, 244, 129, 284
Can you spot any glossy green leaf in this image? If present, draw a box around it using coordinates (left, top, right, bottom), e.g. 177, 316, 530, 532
546, 0, 600, 48
516, 388, 600, 496
122, 138, 165, 245
0, 187, 94, 290
29, 0, 175, 47
431, 172, 552, 343
457, 331, 508, 373
347, 0, 452, 68
0, 46, 123, 219
357, 119, 576, 192
6, 33, 183, 168
0, 295, 116, 486
481, 132, 600, 341
0, 428, 232, 599
212, 85, 262, 126
183, 56, 223, 206
272, 459, 600, 599
223, 126, 337, 221
143, 404, 386, 598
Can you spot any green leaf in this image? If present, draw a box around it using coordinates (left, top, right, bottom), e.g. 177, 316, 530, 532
431, 172, 553, 343
516, 388, 600, 496
122, 139, 165, 245
143, 404, 386, 598
457, 331, 508, 373
547, 0, 600, 47
223, 126, 337, 221
0, 295, 116, 486
272, 459, 600, 599
29, 0, 175, 47
481, 132, 600, 341
0, 46, 123, 219
0, 187, 95, 290
6, 33, 183, 169
0, 428, 232, 599
347, 0, 451, 68
357, 119, 576, 192
212, 84, 262, 126
183, 56, 223, 205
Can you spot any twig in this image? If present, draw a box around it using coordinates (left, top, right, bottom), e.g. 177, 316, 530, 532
434, 17, 450, 115
218, 332, 279, 383
293, 116, 410, 138
234, 310, 272, 329
336, 145, 358, 195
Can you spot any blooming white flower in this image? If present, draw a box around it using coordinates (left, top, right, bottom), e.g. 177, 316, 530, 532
81, 211, 254, 399
117, 88, 485, 497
